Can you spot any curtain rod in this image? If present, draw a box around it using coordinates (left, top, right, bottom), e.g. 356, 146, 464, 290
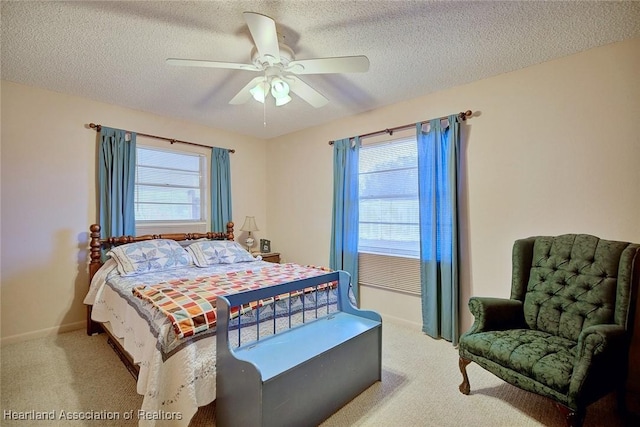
88, 123, 236, 153
327, 110, 473, 145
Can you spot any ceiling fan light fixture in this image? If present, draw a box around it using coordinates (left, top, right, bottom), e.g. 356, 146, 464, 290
275, 95, 292, 107
270, 78, 290, 98
250, 81, 270, 103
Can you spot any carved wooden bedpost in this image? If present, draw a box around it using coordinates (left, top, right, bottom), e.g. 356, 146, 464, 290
87, 224, 103, 335
89, 224, 103, 279
226, 221, 235, 241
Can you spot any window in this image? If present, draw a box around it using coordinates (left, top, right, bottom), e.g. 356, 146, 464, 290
135, 146, 205, 223
359, 137, 419, 258
358, 137, 421, 295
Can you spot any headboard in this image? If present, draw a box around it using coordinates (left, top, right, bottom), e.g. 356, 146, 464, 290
88, 222, 235, 282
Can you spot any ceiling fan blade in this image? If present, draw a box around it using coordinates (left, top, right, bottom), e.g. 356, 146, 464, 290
286, 56, 370, 74
243, 12, 280, 64
229, 76, 266, 105
286, 76, 329, 108
166, 58, 260, 71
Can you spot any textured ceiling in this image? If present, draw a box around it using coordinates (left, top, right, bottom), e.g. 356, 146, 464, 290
2, 1, 640, 140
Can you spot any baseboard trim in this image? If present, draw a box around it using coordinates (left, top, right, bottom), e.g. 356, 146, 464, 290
1, 321, 86, 346
380, 314, 422, 330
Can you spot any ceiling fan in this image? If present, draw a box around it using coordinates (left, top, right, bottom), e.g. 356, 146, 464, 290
166, 12, 369, 108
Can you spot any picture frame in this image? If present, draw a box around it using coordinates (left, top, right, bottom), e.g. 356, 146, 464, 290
260, 239, 271, 253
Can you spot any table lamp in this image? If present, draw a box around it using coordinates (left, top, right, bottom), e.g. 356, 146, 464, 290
240, 216, 259, 252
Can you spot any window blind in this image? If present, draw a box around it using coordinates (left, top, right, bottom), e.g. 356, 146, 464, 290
358, 252, 421, 295
359, 137, 420, 258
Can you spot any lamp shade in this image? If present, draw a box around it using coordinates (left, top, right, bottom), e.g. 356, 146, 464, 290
240, 216, 259, 232
250, 81, 269, 103
275, 95, 292, 106
270, 78, 289, 97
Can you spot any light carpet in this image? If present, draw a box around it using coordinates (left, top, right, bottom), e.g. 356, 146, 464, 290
1, 320, 629, 426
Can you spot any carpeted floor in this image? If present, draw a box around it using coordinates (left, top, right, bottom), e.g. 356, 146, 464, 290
1, 319, 633, 426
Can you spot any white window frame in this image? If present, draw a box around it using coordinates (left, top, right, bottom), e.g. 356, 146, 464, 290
134, 142, 209, 234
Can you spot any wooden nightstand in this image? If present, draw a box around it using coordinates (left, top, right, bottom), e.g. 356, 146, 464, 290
258, 252, 280, 263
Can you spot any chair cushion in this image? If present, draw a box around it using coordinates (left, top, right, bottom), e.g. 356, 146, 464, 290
461, 329, 576, 394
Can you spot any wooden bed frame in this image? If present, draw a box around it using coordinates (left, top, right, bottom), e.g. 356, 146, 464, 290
86, 221, 235, 378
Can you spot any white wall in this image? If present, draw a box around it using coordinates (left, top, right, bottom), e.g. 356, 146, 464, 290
266, 37, 640, 331
0, 81, 269, 342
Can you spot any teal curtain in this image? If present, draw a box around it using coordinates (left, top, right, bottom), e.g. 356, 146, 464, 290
417, 115, 461, 344
211, 147, 232, 232
98, 126, 136, 242
330, 137, 360, 303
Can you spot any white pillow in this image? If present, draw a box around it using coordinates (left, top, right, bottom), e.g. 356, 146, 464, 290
215, 241, 258, 264
107, 239, 193, 276
186, 241, 220, 267
187, 240, 257, 266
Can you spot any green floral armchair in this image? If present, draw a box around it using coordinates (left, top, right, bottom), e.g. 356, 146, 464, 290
458, 234, 639, 427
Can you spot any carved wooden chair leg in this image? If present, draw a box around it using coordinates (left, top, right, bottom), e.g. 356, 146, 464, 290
458, 357, 471, 395
554, 402, 585, 427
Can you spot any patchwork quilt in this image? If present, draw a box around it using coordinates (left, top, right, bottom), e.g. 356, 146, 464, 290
133, 263, 336, 339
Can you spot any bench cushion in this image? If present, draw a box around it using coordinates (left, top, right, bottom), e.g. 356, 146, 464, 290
461, 329, 576, 394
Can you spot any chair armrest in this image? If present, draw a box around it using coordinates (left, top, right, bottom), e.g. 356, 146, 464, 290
569, 324, 628, 406
464, 297, 526, 334
575, 324, 627, 360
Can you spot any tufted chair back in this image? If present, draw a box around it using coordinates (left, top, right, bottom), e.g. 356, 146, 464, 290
511, 234, 638, 342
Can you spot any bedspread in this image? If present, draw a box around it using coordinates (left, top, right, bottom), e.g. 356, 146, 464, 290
133, 263, 336, 339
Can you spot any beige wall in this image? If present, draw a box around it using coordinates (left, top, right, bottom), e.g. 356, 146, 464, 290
2, 37, 639, 342
267, 38, 640, 330
0, 81, 268, 343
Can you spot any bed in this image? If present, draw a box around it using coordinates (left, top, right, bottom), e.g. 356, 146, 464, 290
84, 222, 340, 426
